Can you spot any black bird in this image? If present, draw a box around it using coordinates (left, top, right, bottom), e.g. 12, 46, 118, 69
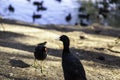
32, 12, 42, 22
78, 7, 86, 12
80, 20, 89, 26
33, 41, 47, 73
65, 13, 72, 22
78, 14, 89, 19
59, 35, 87, 80
37, 6, 47, 11
56, 0, 62, 2
27, 0, 30, 2
75, 22, 78, 25
8, 5, 15, 12
33, 1, 43, 7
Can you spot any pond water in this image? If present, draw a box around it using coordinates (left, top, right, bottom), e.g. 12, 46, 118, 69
0, 0, 82, 26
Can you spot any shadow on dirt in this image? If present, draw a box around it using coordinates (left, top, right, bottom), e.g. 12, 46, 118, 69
0, 31, 35, 52
0, 22, 120, 69
9, 59, 30, 68
48, 48, 120, 68
0, 31, 119, 68
0, 73, 28, 80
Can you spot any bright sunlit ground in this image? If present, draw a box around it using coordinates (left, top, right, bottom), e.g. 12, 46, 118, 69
0, 20, 120, 80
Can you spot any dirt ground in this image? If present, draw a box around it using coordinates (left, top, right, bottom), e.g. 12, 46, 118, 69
0, 19, 120, 80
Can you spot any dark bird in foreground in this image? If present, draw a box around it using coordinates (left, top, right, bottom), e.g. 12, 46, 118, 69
59, 35, 87, 80
33, 41, 47, 73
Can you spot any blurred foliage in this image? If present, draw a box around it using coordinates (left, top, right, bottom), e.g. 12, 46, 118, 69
82, 1, 120, 28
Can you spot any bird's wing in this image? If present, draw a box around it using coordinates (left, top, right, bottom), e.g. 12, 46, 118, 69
63, 54, 86, 79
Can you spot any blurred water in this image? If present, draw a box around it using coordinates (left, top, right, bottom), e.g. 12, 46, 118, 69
0, 0, 81, 26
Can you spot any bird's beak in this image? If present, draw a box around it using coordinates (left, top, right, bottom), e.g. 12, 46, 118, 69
55, 37, 60, 40
55, 35, 60, 41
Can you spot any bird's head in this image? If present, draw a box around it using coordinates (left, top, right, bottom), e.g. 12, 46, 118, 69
38, 41, 47, 46
35, 41, 47, 53
42, 46, 47, 52
59, 35, 70, 47
35, 45, 47, 53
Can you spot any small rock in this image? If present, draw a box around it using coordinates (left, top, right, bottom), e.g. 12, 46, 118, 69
80, 35, 86, 39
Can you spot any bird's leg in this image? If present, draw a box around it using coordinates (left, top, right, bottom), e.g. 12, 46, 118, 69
40, 60, 48, 75
40, 60, 44, 73
31, 58, 38, 69
40, 60, 47, 74
34, 59, 37, 68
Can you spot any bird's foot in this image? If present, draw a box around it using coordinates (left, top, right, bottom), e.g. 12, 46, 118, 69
30, 64, 39, 69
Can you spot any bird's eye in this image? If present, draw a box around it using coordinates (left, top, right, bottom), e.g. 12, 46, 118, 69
44, 47, 47, 52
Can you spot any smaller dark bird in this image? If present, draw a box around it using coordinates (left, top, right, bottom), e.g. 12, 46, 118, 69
65, 13, 72, 22
8, 5, 15, 12
33, 41, 47, 73
59, 35, 87, 80
32, 12, 42, 22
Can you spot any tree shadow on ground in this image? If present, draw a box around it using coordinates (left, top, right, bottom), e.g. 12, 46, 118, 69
0, 31, 119, 68
0, 31, 28, 39
48, 48, 120, 68
0, 22, 120, 68
0, 18, 120, 38
0, 31, 35, 52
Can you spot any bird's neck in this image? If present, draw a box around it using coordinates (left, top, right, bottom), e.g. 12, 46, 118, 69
63, 45, 70, 54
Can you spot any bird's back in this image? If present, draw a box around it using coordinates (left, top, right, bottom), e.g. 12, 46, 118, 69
62, 53, 87, 80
